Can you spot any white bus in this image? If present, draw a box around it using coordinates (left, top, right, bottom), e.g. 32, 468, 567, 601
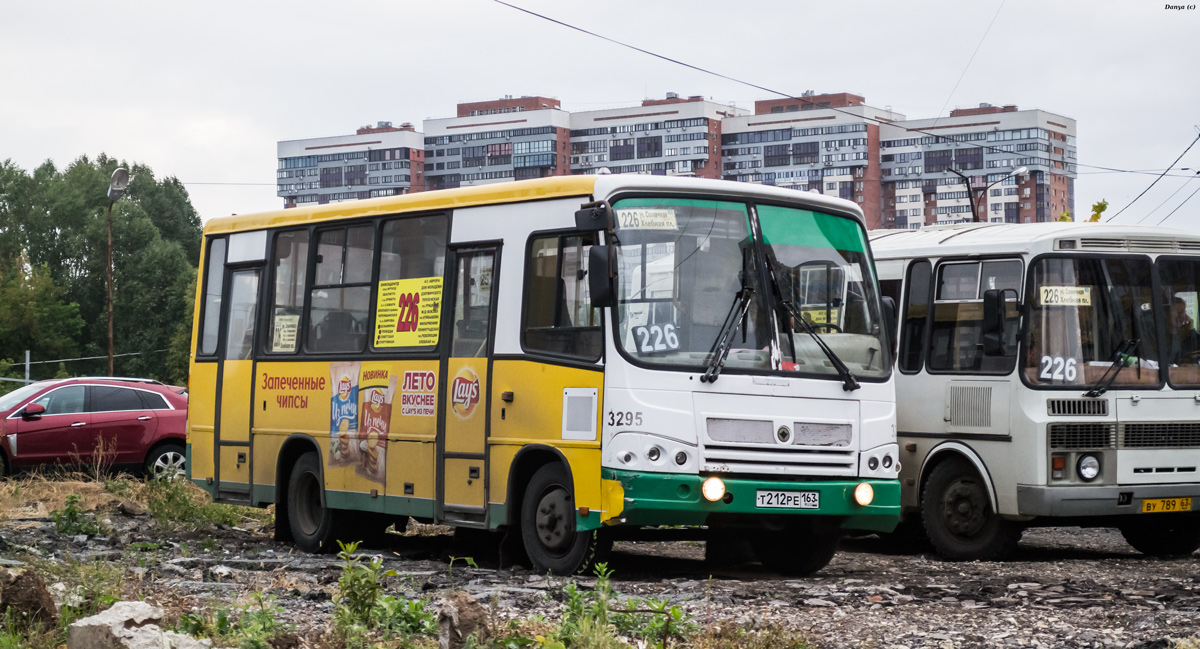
870, 222, 1200, 560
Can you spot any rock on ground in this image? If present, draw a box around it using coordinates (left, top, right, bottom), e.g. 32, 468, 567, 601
68, 600, 211, 649
436, 591, 490, 649
0, 567, 58, 626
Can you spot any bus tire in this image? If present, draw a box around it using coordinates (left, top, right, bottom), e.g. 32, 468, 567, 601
520, 463, 603, 575
287, 451, 342, 553
751, 518, 840, 576
1120, 518, 1200, 557
921, 458, 1021, 561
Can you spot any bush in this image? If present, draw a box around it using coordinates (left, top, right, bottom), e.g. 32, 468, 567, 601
334, 540, 437, 644
177, 593, 287, 649
50, 494, 101, 536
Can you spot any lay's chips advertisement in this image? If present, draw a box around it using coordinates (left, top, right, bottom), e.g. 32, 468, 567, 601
328, 361, 362, 468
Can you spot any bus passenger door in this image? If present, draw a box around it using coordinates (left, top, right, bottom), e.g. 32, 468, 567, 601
214, 267, 261, 503
438, 246, 499, 526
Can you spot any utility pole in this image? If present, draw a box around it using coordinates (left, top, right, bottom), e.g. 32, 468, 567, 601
25, 349, 29, 383
106, 168, 130, 377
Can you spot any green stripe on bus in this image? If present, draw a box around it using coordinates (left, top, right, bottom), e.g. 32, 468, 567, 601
757, 204, 867, 253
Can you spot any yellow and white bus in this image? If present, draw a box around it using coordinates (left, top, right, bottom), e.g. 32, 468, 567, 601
187, 175, 900, 575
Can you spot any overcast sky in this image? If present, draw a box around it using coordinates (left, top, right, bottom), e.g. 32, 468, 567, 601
2, 0, 1198, 228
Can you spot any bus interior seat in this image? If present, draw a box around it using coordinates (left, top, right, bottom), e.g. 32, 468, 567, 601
315, 310, 363, 352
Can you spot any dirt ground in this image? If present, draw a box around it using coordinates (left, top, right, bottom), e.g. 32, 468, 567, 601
2, 482, 1199, 649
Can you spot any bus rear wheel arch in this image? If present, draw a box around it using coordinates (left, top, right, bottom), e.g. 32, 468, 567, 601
921, 455, 1022, 561
519, 463, 606, 575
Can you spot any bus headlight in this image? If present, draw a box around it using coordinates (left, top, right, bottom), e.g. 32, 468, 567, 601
701, 477, 726, 502
854, 482, 874, 506
1077, 454, 1101, 481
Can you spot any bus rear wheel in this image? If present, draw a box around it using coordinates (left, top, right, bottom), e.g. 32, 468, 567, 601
520, 464, 604, 575
922, 458, 1021, 561
288, 451, 343, 553
1120, 518, 1200, 557
750, 518, 840, 576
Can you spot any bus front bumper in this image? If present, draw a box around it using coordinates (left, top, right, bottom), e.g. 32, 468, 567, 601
600, 468, 899, 532
1017, 483, 1200, 517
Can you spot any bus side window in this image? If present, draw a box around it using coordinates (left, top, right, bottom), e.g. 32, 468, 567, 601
928, 259, 1021, 374
374, 214, 448, 352
268, 230, 309, 353
306, 225, 374, 353
899, 260, 931, 373
198, 237, 227, 357
522, 233, 602, 361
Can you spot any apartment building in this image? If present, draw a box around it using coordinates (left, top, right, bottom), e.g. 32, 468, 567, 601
423, 96, 571, 190
275, 94, 1077, 228
568, 93, 746, 180
276, 122, 425, 208
879, 105, 1077, 228
720, 93, 904, 230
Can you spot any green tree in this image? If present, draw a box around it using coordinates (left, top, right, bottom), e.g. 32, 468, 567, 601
1057, 209, 1072, 222
0, 263, 85, 382
0, 155, 201, 382
1088, 199, 1109, 222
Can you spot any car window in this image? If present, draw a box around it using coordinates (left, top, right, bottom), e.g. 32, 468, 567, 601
33, 386, 85, 415
137, 391, 171, 410
89, 386, 146, 412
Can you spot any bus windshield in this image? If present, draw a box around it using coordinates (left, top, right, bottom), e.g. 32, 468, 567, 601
612, 197, 888, 379
1024, 256, 1161, 388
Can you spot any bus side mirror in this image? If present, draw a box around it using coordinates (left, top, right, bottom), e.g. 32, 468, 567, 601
982, 289, 1017, 356
880, 296, 898, 359
588, 245, 616, 308
575, 201, 614, 232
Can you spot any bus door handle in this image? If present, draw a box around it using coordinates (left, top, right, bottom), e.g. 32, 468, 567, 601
501, 391, 514, 403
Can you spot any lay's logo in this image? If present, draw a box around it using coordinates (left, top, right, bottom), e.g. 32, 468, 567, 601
337, 376, 353, 401
369, 389, 384, 411
451, 367, 480, 419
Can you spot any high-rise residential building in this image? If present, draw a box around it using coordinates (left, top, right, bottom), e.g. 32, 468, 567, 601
879, 104, 1077, 228
275, 94, 1077, 227
422, 96, 571, 191
276, 121, 426, 208
568, 93, 746, 179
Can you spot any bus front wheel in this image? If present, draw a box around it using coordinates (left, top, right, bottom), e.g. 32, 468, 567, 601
751, 518, 840, 575
520, 464, 605, 575
1120, 518, 1200, 557
922, 458, 1021, 561
288, 451, 342, 553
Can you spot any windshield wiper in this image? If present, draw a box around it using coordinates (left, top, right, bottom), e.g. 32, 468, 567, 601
1084, 338, 1139, 398
765, 261, 860, 391
701, 287, 755, 383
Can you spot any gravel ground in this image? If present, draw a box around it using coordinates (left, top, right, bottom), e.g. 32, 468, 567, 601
3, 508, 1199, 649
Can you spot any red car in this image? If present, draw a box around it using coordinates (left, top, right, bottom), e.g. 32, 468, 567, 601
0, 377, 188, 478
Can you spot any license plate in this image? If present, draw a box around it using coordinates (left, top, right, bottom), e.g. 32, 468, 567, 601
1141, 497, 1193, 513
756, 490, 819, 509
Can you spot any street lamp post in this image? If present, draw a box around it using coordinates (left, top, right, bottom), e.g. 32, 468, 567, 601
948, 166, 1028, 223
106, 168, 130, 377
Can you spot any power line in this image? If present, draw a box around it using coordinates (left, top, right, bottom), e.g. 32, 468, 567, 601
1107, 133, 1200, 222
23, 349, 168, 366
932, 0, 1006, 127
1155, 182, 1200, 226
183, 182, 276, 186
1135, 172, 1200, 224
493, 1, 1159, 179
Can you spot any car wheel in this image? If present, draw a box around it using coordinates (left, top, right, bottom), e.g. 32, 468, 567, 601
520, 463, 605, 575
287, 451, 344, 553
1120, 518, 1200, 557
145, 443, 186, 480
921, 457, 1022, 561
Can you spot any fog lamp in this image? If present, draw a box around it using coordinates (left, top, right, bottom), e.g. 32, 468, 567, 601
854, 482, 874, 506
701, 477, 726, 502
1077, 454, 1101, 481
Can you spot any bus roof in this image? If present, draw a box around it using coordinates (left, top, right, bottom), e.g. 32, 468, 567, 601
868, 222, 1200, 259
205, 175, 866, 236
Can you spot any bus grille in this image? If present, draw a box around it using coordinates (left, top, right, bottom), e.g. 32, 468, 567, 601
1048, 422, 1116, 449
1120, 422, 1200, 448
1047, 399, 1108, 416
703, 418, 856, 476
